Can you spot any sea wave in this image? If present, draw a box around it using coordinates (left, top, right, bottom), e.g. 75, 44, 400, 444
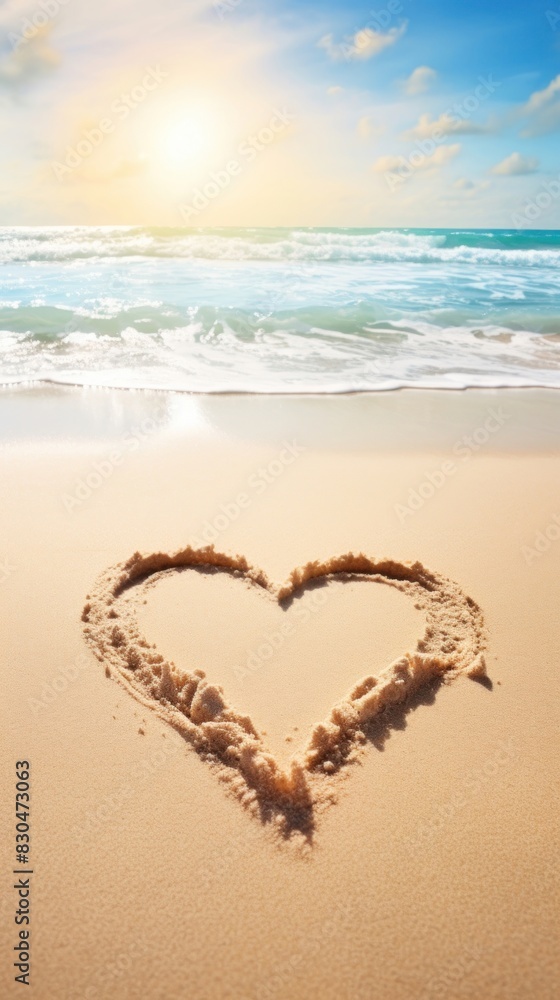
2, 312, 559, 392
2, 225, 560, 267
1, 225, 559, 392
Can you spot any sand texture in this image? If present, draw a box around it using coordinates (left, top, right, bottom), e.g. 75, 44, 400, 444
0, 387, 558, 1000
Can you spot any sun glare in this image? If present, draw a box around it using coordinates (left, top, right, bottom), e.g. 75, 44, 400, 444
160, 110, 214, 168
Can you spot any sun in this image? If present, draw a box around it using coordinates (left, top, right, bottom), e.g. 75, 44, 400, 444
152, 103, 226, 173
163, 113, 209, 165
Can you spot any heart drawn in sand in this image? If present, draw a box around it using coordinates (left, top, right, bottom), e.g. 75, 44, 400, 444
82, 547, 487, 840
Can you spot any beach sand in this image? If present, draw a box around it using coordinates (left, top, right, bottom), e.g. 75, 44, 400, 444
1, 386, 558, 999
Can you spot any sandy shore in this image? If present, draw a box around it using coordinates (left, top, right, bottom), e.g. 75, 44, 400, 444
1, 386, 559, 999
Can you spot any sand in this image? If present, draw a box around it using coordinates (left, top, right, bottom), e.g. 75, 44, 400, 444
1, 385, 559, 999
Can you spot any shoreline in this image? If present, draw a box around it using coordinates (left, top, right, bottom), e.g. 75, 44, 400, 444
3, 378, 560, 395
2, 384, 559, 455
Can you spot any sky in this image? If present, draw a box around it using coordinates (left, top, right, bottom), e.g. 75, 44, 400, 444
0, 0, 559, 227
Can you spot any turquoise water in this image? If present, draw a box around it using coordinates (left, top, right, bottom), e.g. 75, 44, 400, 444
1, 226, 559, 391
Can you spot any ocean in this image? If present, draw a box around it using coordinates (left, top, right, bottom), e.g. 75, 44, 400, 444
1, 225, 559, 392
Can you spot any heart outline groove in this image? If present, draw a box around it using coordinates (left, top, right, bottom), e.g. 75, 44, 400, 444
82, 545, 487, 843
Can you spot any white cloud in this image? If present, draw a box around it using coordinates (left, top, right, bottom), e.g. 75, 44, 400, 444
357, 115, 384, 141
402, 112, 491, 141
422, 143, 461, 169
520, 74, 560, 136
373, 142, 461, 175
372, 154, 406, 173
318, 22, 407, 62
491, 152, 539, 176
326, 85, 343, 96
402, 66, 437, 96
437, 177, 492, 207
524, 74, 560, 113
452, 177, 491, 195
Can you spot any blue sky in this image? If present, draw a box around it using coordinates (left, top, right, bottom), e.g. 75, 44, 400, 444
0, 0, 559, 226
